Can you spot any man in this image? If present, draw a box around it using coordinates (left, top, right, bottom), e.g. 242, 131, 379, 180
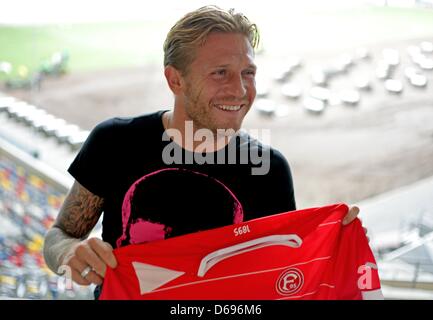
43, 5, 363, 292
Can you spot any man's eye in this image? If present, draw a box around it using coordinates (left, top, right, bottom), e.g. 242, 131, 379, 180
213, 70, 226, 76
244, 70, 256, 77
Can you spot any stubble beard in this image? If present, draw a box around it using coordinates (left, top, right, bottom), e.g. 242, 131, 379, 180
183, 82, 250, 138
187, 101, 245, 136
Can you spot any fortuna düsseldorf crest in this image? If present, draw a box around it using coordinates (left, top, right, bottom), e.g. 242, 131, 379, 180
276, 268, 304, 296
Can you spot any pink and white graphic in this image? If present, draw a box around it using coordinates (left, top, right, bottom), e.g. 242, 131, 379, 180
116, 168, 244, 248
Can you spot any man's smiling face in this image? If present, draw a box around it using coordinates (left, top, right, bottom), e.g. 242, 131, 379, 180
179, 32, 257, 133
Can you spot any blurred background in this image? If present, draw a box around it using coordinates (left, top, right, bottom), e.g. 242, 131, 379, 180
1, 0, 433, 299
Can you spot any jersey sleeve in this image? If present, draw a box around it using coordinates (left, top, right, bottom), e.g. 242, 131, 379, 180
334, 218, 383, 299
68, 118, 117, 198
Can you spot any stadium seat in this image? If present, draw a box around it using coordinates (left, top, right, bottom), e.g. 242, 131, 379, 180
53, 123, 80, 144
254, 98, 276, 117
384, 79, 403, 94
38, 116, 66, 137
0, 97, 15, 113
0, 155, 97, 299
281, 83, 302, 99
303, 96, 326, 114
65, 130, 90, 151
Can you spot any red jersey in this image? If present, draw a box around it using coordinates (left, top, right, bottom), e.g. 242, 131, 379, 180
100, 203, 382, 300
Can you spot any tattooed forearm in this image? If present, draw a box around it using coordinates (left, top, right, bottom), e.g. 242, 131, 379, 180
43, 227, 81, 274
54, 180, 104, 239
44, 180, 104, 273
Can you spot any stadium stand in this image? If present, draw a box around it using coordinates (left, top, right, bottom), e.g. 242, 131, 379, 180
0, 96, 90, 152
252, 41, 432, 117
359, 175, 433, 299
0, 94, 97, 299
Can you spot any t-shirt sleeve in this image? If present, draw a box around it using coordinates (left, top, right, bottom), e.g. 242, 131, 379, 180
68, 118, 116, 197
269, 148, 297, 213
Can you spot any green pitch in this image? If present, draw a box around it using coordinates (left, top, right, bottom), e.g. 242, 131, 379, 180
0, 6, 432, 79
0, 20, 168, 79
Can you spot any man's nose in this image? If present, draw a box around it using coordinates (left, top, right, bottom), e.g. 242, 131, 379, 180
226, 74, 247, 98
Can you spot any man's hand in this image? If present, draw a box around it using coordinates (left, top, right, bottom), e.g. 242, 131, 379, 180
44, 181, 116, 286
61, 237, 117, 286
342, 205, 369, 241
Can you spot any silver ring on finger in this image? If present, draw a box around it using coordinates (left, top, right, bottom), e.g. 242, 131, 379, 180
80, 266, 92, 279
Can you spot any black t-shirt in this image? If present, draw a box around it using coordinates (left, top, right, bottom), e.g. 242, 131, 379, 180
68, 110, 296, 248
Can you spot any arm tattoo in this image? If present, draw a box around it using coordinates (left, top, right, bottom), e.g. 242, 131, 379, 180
44, 181, 104, 273
43, 228, 81, 274
54, 180, 104, 239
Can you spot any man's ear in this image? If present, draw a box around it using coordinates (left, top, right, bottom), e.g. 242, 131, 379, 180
164, 65, 184, 95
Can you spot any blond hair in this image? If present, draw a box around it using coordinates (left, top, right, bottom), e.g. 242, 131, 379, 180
163, 5, 260, 75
